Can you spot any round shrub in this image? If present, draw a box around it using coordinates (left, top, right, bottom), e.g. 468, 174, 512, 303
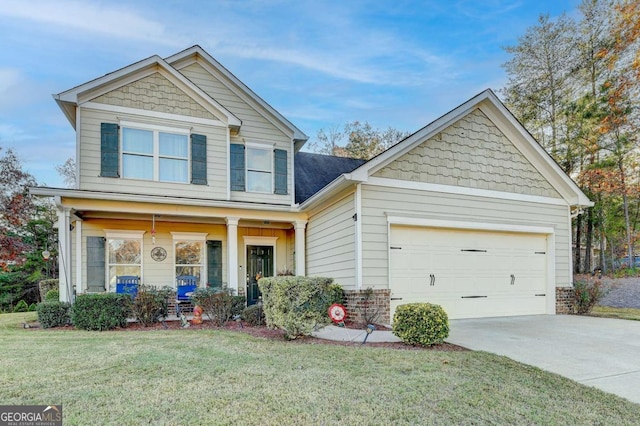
28, 303, 37, 312
45, 289, 59, 301
392, 303, 449, 346
241, 304, 265, 326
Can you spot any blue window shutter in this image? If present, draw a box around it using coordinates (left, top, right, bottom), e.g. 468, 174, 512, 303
100, 123, 119, 177
87, 236, 106, 292
191, 134, 207, 185
274, 149, 287, 195
230, 144, 245, 191
207, 240, 223, 290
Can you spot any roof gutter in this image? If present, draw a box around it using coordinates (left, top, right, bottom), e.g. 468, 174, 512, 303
30, 187, 302, 213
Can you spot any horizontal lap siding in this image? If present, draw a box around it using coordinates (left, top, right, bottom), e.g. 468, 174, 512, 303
306, 193, 356, 289
361, 184, 570, 289
79, 107, 227, 198
179, 63, 292, 205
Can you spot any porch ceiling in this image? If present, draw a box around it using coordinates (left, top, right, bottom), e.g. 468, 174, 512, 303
76, 211, 295, 229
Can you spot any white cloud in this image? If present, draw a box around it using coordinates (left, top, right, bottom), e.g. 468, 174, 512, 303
0, 0, 181, 46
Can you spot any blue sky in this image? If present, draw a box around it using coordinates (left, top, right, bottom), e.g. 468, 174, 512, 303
0, 0, 580, 187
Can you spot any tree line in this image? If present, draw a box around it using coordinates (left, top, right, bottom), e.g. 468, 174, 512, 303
501, 0, 639, 273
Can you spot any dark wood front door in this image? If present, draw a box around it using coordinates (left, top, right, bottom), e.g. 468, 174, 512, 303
246, 245, 274, 305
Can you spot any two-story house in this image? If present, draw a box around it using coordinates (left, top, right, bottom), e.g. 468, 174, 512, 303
33, 46, 591, 323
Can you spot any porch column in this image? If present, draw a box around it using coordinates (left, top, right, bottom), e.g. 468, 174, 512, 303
57, 206, 73, 303
226, 217, 239, 294
294, 220, 307, 276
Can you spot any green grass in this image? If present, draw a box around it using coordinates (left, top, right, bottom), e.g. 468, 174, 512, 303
1, 313, 639, 425
591, 306, 640, 321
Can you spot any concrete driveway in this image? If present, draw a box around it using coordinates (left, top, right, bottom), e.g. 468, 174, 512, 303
447, 315, 640, 405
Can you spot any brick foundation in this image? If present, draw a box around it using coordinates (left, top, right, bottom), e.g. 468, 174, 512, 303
343, 289, 391, 325
556, 287, 575, 314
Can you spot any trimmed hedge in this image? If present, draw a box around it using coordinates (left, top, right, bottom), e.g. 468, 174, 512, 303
392, 303, 449, 346
71, 294, 130, 331
37, 301, 71, 328
259, 276, 343, 339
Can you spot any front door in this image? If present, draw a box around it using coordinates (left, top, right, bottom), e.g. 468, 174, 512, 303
246, 245, 274, 305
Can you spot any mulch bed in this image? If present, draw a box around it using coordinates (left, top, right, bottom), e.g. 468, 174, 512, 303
26, 319, 467, 351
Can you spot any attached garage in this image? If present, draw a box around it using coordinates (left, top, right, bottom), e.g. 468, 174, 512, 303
389, 224, 553, 320
300, 90, 592, 324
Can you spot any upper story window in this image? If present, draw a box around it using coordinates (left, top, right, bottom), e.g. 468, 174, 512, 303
246, 145, 272, 193
230, 143, 288, 195
99, 122, 208, 186
121, 124, 189, 183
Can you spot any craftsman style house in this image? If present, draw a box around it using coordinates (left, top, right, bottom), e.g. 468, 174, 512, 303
33, 46, 591, 322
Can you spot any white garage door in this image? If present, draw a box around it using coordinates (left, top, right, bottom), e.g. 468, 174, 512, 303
390, 226, 548, 320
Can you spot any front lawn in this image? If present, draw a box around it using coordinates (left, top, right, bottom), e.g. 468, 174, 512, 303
591, 306, 640, 321
1, 313, 638, 425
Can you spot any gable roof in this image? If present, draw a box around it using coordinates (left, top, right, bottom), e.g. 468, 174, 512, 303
301, 89, 592, 209
166, 45, 308, 148
295, 152, 366, 203
53, 54, 242, 131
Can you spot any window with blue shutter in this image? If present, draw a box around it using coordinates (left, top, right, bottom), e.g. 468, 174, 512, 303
87, 236, 106, 292
191, 134, 207, 185
274, 149, 287, 195
207, 240, 223, 290
230, 144, 246, 191
100, 123, 119, 177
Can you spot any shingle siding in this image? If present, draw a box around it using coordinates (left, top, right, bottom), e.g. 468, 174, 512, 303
92, 73, 218, 120
373, 108, 561, 199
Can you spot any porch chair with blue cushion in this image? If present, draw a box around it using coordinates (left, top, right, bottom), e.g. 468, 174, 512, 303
115, 276, 139, 298
176, 275, 198, 301
175, 275, 198, 316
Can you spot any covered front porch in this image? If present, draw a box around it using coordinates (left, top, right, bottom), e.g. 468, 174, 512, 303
53, 196, 307, 304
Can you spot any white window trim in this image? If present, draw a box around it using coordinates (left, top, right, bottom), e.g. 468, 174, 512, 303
243, 236, 278, 283
245, 141, 275, 194
104, 230, 145, 292
172, 232, 208, 287
119, 121, 191, 184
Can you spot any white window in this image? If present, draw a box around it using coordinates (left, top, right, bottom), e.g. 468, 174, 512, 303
246, 144, 272, 193
105, 230, 145, 290
171, 232, 207, 287
121, 122, 189, 183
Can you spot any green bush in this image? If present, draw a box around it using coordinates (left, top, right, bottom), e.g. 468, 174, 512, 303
259, 276, 337, 339
574, 279, 605, 314
28, 303, 37, 312
192, 288, 244, 326
231, 295, 246, 318
13, 300, 29, 313
392, 303, 449, 346
131, 285, 172, 327
39, 279, 59, 301
71, 294, 130, 331
45, 289, 59, 301
37, 301, 71, 328
241, 304, 265, 326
